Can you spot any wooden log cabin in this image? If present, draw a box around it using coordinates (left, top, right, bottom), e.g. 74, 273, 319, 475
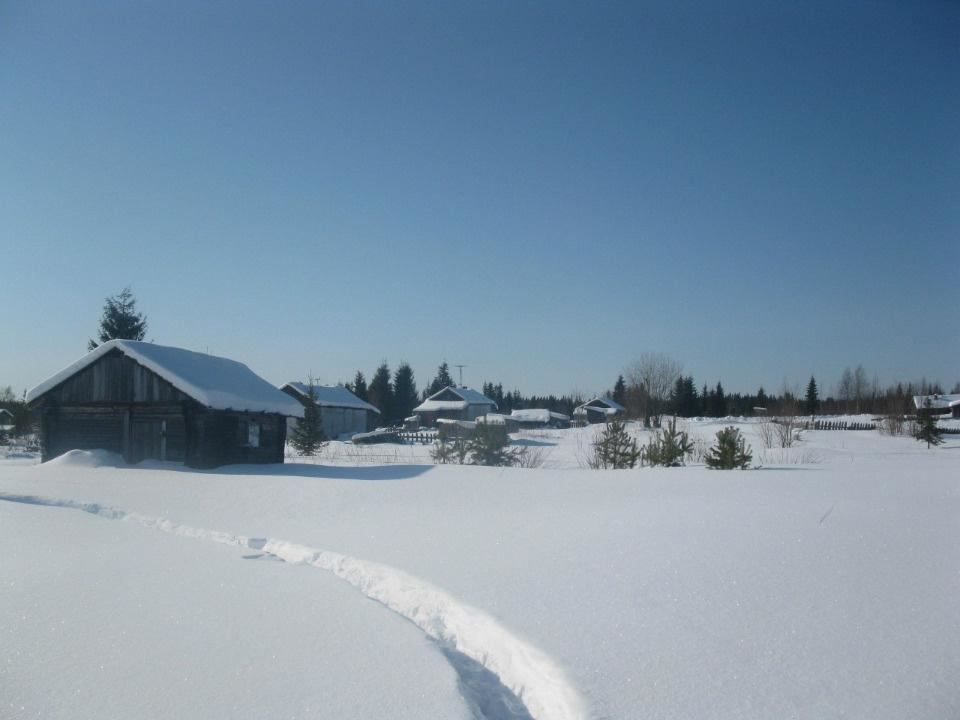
26, 340, 304, 468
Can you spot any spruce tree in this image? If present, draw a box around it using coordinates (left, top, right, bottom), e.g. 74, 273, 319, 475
804, 376, 820, 416
427, 362, 455, 396
915, 399, 943, 448
290, 381, 326, 455
392, 363, 418, 421
709, 381, 727, 417
350, 371, 368, 401
612, 375, 627, 406
368, 363, 394, 422
89, 287, 148, 350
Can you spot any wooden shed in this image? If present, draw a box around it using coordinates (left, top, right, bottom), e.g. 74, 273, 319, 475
280, 382, 381, 439
26, 340, 304, 468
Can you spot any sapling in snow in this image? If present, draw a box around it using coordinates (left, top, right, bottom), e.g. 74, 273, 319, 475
705, 426, 753, 469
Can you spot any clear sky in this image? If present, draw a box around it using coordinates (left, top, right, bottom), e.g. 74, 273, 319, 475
1, 0, 957, 398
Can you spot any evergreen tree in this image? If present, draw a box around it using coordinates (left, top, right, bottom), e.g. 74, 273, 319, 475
89, 287, 148, 351
670, 376, 699, 417
392, 363, 418, 421
612, 375, 627, 406
368, 363, 394, 422
643, 417, 693, 466
705, 426, 752, 469
914, 399, 943, 448
350, 371, 368, 401
804, 376, 820, 416
467, 423, 514, 466
427, 361, 455, 396
589, 418, 642, 469
756, 386, 768, 410
709, 381, 727, 417
289, 381, 327, 455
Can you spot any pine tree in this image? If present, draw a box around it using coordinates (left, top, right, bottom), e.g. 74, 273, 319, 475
368, 363, 394, 422
350, 371, 368, 401
589, 418, 642, 469
804, 376, 819, 416
705, 426, 752, 469
612, 375, 627, 406
290, 381, 326, 455
89, 287, 148, 350
644, 417, 693, 466
914, 399, 943, 448
392, 363, 418, 421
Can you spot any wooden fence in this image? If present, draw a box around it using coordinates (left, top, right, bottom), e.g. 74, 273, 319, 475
802, 419, 876, 431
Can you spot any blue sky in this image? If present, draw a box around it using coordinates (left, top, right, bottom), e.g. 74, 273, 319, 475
1, 0, 957, 398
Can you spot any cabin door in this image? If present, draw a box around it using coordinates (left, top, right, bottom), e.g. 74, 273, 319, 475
130, 420, 166, 463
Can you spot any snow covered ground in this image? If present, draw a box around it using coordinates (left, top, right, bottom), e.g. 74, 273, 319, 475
1, 420, 958, 719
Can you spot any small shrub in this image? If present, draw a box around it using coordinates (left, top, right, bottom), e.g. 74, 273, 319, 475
643, 417, 692, 467
773, 417, 797, 448
513, 446, 546, 469
879, 415, 906, 436
430, 438, 469, 464
589, 419, 642, 469
756, 419, 777, 449
705, 426, 753, 469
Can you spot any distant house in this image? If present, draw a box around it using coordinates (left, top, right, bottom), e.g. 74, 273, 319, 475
573, 397, 625, 424
0, 408, 13, 426
26, 340, 303, 468
476, 413, 521, 433
510, 408, 570, 429
413, 386, 497, 426
280, 382, 381, 439
913, 393, 960, 419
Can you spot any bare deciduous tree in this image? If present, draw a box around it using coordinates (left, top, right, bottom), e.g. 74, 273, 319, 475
626, 353, 682, 427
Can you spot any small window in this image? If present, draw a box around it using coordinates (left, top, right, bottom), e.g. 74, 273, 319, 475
247, 422, 260, 448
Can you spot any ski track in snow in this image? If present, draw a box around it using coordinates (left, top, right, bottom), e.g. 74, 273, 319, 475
0, 492, 586, 720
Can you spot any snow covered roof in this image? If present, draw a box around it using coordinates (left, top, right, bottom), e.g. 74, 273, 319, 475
413, 386, 497, 413
913, 394, 960, 410
282, 382, 380, 414
476, 413, 517, 425
574, 397, 625, 414
27, 340, 304, 417
510, 409, 570, 423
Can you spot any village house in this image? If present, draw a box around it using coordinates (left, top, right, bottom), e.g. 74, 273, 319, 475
412, 386, 497, 426
913, 393, 960, 419
280, 382, 381, 438
26, 340, 303, 468
573, 396, 625, 424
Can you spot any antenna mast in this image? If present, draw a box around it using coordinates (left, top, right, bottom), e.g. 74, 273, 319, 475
454, 364, 466, 387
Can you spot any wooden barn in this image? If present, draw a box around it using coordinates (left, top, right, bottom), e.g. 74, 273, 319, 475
26, 340, 304, 468
413, 386, 497, 426
280, 382, 381, 439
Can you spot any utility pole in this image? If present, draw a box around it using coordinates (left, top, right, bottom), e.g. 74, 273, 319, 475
454, 364, 466, 388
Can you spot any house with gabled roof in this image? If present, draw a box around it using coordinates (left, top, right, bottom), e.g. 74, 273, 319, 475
26, 340, 303, 468
573, 396, 626, 424
280, 382, 381, 438
412, 386, 497, 426
913, 393, 960, 419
